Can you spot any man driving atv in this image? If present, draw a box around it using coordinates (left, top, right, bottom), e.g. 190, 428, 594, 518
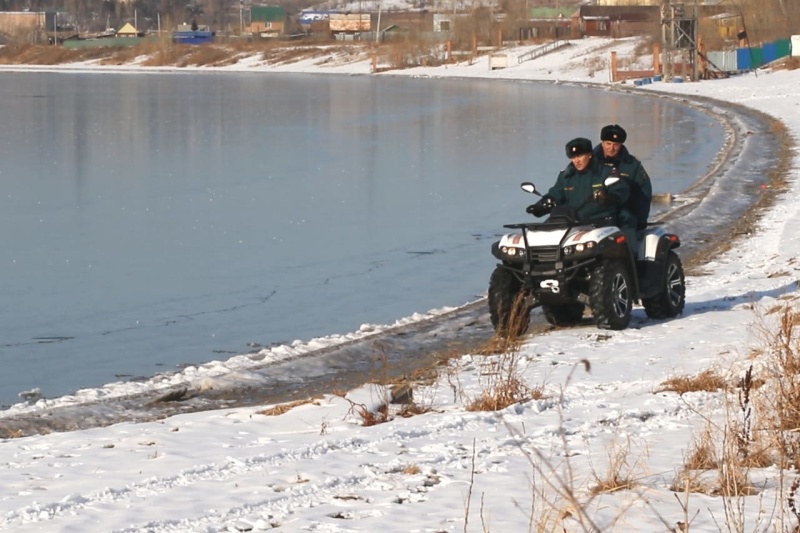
529, 137, 630, 226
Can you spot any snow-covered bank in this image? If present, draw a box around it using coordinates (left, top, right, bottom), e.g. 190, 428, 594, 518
0, 37, 638, 82
2, 39, 800, 532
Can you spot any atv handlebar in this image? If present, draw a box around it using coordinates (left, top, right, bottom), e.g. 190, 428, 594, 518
504, 214, 616, 231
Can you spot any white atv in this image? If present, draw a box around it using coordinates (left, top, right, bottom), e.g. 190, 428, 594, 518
489, 181, 686, 334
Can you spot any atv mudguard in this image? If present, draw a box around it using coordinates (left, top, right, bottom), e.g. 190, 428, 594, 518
637, 228, 681, 299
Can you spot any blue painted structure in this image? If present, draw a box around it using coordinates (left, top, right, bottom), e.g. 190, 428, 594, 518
172, 30, 215, 44
730, 38, 790, 71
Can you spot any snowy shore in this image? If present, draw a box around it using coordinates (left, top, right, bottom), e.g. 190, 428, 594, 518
2, 38, 800, 532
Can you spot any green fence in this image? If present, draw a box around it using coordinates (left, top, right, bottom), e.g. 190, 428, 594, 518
63, 37, 152, 49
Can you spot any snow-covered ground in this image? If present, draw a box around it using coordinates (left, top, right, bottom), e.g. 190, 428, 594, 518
3, 38, 800, 532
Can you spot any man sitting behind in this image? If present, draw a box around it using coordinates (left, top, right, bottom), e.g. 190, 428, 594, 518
593, 124, 653, 231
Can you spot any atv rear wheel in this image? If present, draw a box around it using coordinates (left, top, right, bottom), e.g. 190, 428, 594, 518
643, 251, 686, 319
589, 260, 632, 330
542, 303, 585, 327
488, 266, 530, 337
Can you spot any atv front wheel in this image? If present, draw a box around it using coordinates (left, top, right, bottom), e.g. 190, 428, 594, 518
643, 251, 686, 319
542, 303, 585, 327
589, 260, 632, 330
488, 266, 530, 337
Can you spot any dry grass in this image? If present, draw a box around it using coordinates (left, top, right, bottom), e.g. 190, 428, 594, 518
0, 40, 373, 70
465, 346, 544, 412
583, 55, 607, 78
479, 331, 523, 356
337, 391, 392, 427
482, 289, 531, 356
396, 401, 433, 418
0, 43, 106, 65
332, 344, 440, 426
478, 326, 528, 355
590, 472, 636, 495
670, 469, 714, 495
0, 426, 26, 439
373, 40, 448, 71
456, 341, 546, 456
632, 34, 658, 57
746, 305, 800, 471
684, 425, 718, 471
714, 464, 758, 497
140, 43, 242, 67
589, 436, 643, 495
788, 478, 800, 527
714, 428, 761, 498
658, 369, 728, 395
767, 306, 800, 378
256, 397, 322, 416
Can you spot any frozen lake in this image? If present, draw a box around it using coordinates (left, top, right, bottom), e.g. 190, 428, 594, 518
0, 72, 724, 407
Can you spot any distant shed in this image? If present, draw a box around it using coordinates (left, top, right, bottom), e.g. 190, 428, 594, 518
574, 5, 659, 38
117, 23, 140, 37
250, 6, 286, 37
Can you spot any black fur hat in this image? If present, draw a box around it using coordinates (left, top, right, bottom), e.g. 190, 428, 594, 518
600, 124, 627, 143
565, 137, 593, 158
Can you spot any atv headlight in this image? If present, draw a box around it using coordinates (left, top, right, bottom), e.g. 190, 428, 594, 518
565, 241, 596, 256
500, 246, 523, 257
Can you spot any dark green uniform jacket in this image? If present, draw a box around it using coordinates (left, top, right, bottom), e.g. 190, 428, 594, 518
593, 144, 652, 229
544, 158, 630, 222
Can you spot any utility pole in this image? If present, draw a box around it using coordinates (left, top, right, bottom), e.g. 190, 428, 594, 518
661, 1, 698, 80
660, 0, 669, 79
376, 0, 382, 42
692, 0, 699, 82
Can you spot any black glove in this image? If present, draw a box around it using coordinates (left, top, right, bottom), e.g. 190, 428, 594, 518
527, 196, 556, 217
593, 188, 619, 205
593, 188, 607, 203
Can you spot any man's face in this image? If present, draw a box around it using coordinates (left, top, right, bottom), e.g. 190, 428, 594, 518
570, 153, 592, 171
601, 140, 622, 158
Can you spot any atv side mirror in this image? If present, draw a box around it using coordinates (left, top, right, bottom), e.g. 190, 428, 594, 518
520, 182, 540, 195
604, 176, 620, 187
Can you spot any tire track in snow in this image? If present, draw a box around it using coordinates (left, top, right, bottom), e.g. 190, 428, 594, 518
1, 410, 489, 530
7, 378, 706, 531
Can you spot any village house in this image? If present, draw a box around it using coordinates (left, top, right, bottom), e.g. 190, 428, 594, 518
248, 5, 285, 38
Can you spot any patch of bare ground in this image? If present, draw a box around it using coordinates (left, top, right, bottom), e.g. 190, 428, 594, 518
145, 44, 243, 67
772, 56, 800, 71
260, 44, 370, 66
260, 45, 337, 65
